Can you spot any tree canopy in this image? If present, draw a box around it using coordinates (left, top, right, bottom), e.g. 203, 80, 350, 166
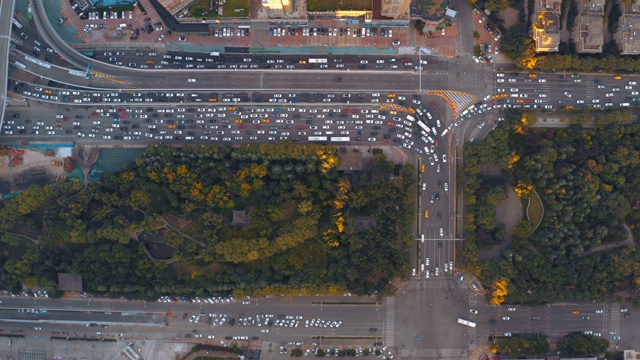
463, 111, 640, 304
0, 143, 414, 299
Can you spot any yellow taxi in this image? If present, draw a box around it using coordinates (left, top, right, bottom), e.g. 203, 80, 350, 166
407, 107, 416, 114
421, 163, 425, 173
234, 119, 243, 124
389, 110, 397, 115
261, 118, 270, 123
44, 89, 52, 94
387, 93, 396, 98
528, 73, 537, 78
614, 75, 622, 80
566, 105, 574, 109
168, 124, 176, 129
299, 60, 307, 64
571, 310, 580, 314
228, 106, 237, 111
424, 210, 429, 218
208, 98, 217, 102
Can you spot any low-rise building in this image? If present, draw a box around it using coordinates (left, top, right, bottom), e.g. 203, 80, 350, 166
536, 0, 562, 14
533, 12, 560, 52
616, 14, 640, 54
574, 14, 603, 53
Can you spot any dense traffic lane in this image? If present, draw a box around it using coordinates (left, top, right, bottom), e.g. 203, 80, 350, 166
0, 0, 18, 125
10, 51, 425, 92
0, 295, 385, 341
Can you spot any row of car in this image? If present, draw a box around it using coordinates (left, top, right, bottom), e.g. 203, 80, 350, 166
214, 28, 249, 37
158, 295, 235, 303
2, 290, 49, 298
269, 27, 394, 38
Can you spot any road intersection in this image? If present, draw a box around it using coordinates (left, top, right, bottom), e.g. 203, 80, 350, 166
1, 0, 640, 358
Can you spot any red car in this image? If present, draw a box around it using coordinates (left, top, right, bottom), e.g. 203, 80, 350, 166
435, 139, 439, 147
431, 102, 438, 110
253, 124, 262, 129
401, 58, 409, 63
238, 124, 246, 129
296, 125, 304, 129
386, 121, 394, 126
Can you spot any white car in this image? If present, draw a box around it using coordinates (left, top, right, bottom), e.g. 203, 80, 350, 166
470, 309, 478, 314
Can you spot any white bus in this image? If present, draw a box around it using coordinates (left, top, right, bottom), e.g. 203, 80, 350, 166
308, 136, 327, 141
417, 120, 430, 134
12, 18, 23, 29
14, 61, 26, 69
309, 58, 328, 64
330, 137, 350, 142
457, 318, 476, 328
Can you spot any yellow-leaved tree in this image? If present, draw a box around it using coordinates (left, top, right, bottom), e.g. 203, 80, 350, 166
489, 278, 508, 305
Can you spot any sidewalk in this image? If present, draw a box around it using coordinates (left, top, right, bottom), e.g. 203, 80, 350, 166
42, 0, 461, 58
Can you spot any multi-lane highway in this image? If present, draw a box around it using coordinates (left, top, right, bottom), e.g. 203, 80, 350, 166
2, 0, 640, 357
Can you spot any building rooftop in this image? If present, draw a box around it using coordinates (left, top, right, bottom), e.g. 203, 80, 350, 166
380, 0, 411, 19
583, 0, 605, 14
537, 0, 562, 13
534, 12, 560, 52
575, 14, 603, 53
619, 15, 640, 54
623, 350, 640, 360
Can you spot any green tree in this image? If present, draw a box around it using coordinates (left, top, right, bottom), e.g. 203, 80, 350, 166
513, 220, 535, 239
558, 333, 610, 356
484, 0, 510, 11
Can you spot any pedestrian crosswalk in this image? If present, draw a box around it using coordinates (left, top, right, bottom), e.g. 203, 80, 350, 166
426, 90, 477, 118
384, 297, 395, 347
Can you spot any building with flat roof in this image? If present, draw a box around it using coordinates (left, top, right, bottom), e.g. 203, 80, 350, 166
533, 12, 560, 52
616, 14, 640, 54
573, 14, 603, 53
582, 0, 605, 14
380, 0, 411, 19
629, 0, 640, 14
261, 0, 292, 16
537, 0, 562, 14
624, 350, 640, 360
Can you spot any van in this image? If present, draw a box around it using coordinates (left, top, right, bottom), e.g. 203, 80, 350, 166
361, 28, 366, 37
441, 129, 449, 137
406, 115, 415, 122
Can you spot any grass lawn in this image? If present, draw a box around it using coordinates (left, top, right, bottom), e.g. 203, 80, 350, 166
308, 0, 372, 11
527, 189, 544, 229
189, 0, 216, 17
222, 0, 249, 17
